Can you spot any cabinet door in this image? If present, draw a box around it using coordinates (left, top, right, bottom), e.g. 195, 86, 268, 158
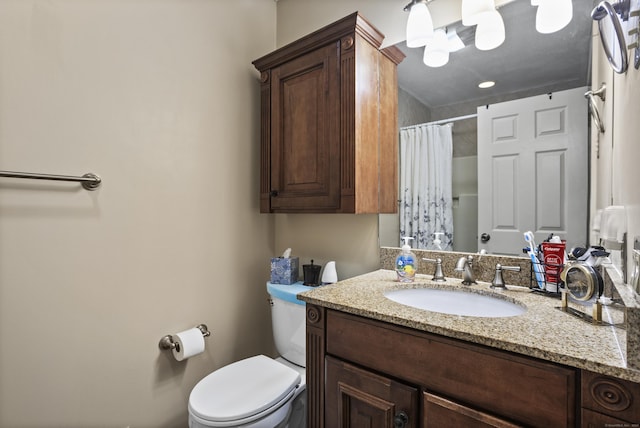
269, 42, 341, 212
424, 392, 522, 428
326, 356, 418, 427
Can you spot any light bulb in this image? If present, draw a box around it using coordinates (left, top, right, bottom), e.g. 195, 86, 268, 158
406, 2, 434, 48
462, 0, 496, 26
423, 29, 449, 67
475, 10, 505, 51
535, 0, 572, 34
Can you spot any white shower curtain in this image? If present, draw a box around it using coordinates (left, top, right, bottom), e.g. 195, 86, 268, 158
399, 123, 454, 250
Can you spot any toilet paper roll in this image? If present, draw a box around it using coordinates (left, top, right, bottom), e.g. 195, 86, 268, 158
171, 328, 205, 361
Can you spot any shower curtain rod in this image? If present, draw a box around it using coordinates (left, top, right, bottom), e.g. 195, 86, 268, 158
400, 113, 478, 131
0, 170, 102, 191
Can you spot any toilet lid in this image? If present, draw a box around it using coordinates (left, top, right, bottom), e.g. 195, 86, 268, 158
189, 355, 301, 423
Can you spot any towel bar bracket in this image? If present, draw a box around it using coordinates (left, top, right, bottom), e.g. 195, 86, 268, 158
80, 173, 101, 191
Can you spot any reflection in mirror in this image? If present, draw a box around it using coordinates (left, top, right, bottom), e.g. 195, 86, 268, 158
591, 0, 629, 73
379, 0, 593, 255
585, 83, 607, 133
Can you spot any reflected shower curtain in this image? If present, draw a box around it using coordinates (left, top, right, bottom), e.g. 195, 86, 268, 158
399, 123, 454, 250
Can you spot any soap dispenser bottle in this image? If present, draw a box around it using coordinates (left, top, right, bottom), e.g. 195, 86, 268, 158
396, 237, 418, 282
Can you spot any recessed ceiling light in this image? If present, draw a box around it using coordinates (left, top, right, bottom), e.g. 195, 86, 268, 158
478, 80, 495, 89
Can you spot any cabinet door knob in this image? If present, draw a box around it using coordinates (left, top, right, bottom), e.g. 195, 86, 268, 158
393, 411, 409, 428
270, 190, 279, 197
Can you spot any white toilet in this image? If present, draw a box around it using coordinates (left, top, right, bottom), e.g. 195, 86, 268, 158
188, 282, 309, 428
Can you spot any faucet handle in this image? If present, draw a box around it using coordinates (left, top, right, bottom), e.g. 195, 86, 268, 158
455, 255, 473, 271
422, 258, 446, 282
491, 264, 521, 289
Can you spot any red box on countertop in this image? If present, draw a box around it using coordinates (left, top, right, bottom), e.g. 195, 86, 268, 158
541, 241, 565, 284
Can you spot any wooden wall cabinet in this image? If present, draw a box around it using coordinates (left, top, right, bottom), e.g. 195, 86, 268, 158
252, 13, 404, 213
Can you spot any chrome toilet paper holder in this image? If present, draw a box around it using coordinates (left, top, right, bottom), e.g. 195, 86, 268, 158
159, 324, 211, 351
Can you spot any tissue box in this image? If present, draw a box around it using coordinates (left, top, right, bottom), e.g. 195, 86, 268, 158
270, 257, 299, 285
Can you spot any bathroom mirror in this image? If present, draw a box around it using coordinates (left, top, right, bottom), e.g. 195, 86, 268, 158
592, 0, 629, 74
379, 0, 593, 254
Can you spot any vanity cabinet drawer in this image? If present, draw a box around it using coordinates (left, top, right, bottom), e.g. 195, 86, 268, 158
326, 309, 576, 427
581, 370, 640, 423
423, 392, 520, 428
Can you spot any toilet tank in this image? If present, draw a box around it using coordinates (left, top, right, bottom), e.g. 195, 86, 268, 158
266, 282, 311, 367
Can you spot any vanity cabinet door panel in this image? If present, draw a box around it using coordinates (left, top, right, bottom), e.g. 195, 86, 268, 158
326, 356, 418, 428
423, 392, 522, 428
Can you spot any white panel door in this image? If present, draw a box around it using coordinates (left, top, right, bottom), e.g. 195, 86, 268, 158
477, 87, 588, 255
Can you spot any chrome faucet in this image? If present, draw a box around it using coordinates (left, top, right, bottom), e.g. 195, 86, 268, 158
491, 263, 521, 289
455, 255, 476, 285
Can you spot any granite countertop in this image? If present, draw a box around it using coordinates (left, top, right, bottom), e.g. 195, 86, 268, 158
298, 269, 640, 383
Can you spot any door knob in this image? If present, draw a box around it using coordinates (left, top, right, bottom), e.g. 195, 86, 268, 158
481, 233, 491, 243
393, 411, 409, 428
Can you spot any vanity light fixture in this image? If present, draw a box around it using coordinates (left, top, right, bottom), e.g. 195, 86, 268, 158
478, 80, 495, 88
404, 0, 435, 48
532, 0, 573, 34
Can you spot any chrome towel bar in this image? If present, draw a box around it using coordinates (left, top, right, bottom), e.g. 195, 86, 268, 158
0, 170, 101, 190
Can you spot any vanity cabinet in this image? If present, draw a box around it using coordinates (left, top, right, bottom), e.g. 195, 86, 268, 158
306, 305, 578, 427
252, 13, 404, 213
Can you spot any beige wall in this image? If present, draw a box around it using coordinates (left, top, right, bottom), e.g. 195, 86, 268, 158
1, 0, 638, 426
0, 1, 276, 427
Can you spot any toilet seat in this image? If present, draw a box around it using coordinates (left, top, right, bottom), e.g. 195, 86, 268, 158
188, 355, 301, 426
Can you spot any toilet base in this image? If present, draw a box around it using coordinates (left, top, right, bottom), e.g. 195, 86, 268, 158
284, 389, 306, 428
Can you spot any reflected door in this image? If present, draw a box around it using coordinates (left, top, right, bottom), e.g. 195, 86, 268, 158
477, 87, 588, 255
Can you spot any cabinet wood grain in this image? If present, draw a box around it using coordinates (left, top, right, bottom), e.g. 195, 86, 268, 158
252, 13, 404, 213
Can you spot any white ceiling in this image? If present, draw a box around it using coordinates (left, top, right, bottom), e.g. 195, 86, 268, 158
397, 0, 594, 108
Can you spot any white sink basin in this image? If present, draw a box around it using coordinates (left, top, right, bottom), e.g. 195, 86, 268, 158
384, 287, 526, 318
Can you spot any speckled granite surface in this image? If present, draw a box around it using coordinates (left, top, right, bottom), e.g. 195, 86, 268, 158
299, 269, 640, 383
